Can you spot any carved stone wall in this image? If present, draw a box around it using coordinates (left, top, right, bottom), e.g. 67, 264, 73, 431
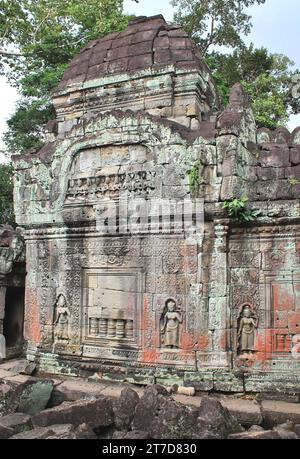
11, 15, 300, 392
230, 225, 300, 371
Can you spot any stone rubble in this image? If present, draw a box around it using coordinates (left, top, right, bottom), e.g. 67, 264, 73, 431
1, 364, 300, 439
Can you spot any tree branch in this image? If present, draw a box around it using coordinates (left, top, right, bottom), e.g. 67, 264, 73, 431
201, 16, 215, 54
31, 11, 53, 45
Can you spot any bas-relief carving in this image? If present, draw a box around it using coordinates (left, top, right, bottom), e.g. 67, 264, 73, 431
0, 233, 25, 275
82, 269, 142, 351
65, 170, 156, 203
160, 298, 182, 349
54, 294, 70, 342
64, 145, 157, 205
237, 303, 258, 354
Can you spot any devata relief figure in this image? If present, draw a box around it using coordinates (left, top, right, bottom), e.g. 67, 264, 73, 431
237, 304, 258, 353
54, 294, 70, 341
160, 299, 182, 348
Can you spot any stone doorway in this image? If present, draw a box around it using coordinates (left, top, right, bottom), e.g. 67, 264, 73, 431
3, 287, 25, 349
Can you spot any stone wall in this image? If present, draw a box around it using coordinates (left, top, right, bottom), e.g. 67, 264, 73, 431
12, 16, 300, 392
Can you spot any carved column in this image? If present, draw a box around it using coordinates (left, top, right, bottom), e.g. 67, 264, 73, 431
198, 219, 231, 368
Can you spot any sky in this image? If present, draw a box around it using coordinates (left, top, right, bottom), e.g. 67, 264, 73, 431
1, 0, 300, 162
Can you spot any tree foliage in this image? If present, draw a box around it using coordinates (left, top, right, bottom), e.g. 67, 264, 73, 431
0, 0, 133, 155
171, 0, 266, 54
172, 0, 299, 129
0, 163, 14, 225
207, 45, 299, 128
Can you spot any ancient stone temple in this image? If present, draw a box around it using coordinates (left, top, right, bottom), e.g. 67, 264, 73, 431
12, 15, 300, 392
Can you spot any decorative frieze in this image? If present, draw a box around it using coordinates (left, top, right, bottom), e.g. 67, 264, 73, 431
65, 170, 156, 203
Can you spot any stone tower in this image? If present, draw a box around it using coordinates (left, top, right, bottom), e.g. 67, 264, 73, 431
12, 16, 300, 392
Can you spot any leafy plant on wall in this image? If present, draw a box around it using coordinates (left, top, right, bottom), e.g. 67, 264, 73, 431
222, 196, 261, 223
188, 160, 203, 196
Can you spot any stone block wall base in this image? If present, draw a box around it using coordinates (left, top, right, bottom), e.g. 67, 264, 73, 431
5, 343, 25, 360
29, 350, 300, 395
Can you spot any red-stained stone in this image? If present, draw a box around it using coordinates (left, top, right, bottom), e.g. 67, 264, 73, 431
24, 288, 41, 344
141, 350, 159, 364
198, 333, 211, 351
288, 312, 300, 334
180, 334, 195, 351
274, 311, 288, 329
272, 284, 295, 311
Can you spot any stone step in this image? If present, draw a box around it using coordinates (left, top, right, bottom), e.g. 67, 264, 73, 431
50, 378, 143, 405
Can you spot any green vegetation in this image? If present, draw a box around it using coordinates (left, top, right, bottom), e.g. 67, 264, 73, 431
222, 197, 261, 223
188, 160, 202, 195
0, 0, 133, 155
172, 0, 300, 128
0, 163, 14, 225
171, 0, 266, 54
288, 177, 300, 187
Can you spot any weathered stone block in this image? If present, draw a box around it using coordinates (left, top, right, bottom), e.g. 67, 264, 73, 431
259, 144, 290, 168
114, 387, 140, 430
0, 413, 32, 435
290, 146, 300, 165
32, 397, 114, 429
221, 399, 263, 427
256, 167, 285, 181
183, 371, 214, 391
16, 380, 54, 416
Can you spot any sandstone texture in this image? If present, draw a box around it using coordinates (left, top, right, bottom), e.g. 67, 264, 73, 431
2, 14, 299, 397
